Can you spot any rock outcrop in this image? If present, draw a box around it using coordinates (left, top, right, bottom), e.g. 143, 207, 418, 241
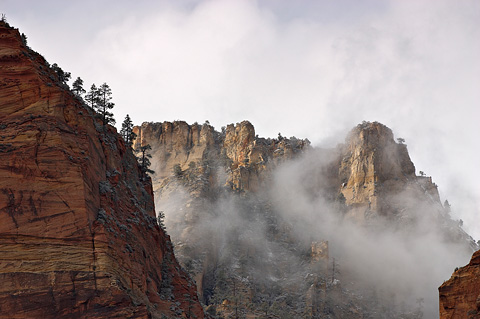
135, 119, 476, 318
338, 122, 441, 221
439, 250, 480, 319
0, 22, 204, 318
339, 122, 415, 212
134, 121, 314, 316
133, 120, 310, 194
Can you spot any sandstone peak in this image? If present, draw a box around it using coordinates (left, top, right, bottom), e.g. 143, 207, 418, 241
347, 121, 394, 144
338, 121, 417, 218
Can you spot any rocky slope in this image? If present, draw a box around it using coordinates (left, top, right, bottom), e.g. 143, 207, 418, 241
0, 22, 204, 318
439, 250, 480, 319
135, 120, 476, 318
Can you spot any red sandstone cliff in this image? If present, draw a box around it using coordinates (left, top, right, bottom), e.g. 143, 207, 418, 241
439, 250, 480, 319
0, 22, 204, 318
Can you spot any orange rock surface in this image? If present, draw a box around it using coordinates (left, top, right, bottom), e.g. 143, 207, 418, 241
133, 120, 309, 194
0, 22, 204, 318
338, 122, 417, 219
439, 250, 480, 319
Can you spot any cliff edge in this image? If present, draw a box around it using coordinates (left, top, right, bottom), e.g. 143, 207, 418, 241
133, 120, 309, 193
0, 22, 204, 318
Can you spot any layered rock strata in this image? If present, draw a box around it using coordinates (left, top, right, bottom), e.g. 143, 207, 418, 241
0, 23, 204, 318
439, 250, 480, 319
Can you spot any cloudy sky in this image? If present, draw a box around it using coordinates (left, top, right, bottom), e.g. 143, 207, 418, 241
3, 0, 480, 239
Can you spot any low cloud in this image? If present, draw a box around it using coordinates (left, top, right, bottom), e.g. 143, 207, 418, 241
155, 142, 474, 317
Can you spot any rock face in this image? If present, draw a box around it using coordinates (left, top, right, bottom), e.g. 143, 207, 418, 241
133, 120, 309, 194
439, 250, 480, 319
339, 122, 415, 212
0, 22, 204, 318
134, 121, 316, 317
338, 122, 443, 221
135, 119, 476, 318
135, 120, 443, 220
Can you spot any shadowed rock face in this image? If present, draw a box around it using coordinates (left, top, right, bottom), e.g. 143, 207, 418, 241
0, 22, 204, 319
439, 250, 480, 319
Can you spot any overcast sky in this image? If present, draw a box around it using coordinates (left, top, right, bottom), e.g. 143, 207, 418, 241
3, 0, 480, 240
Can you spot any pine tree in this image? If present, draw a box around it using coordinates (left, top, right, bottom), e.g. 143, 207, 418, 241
51, 63, 71, 84
1, 14, 10, 27
96, 82, 115, 126
20, 33, 27, 46
72, 77, 86, 98
120, 114, 136, 147
444, 200, 451, 214
157, 211, 166, 232
136, 144, 154, 179
85, 84, 99, 110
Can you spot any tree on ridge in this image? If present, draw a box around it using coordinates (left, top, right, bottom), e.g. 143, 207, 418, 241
120, 114, 136, 147
85, 84, 99, 110
96, 82, 115, 126
72, 77, 86, 98
51, 63, 71, 84
136, 144, 154, 180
